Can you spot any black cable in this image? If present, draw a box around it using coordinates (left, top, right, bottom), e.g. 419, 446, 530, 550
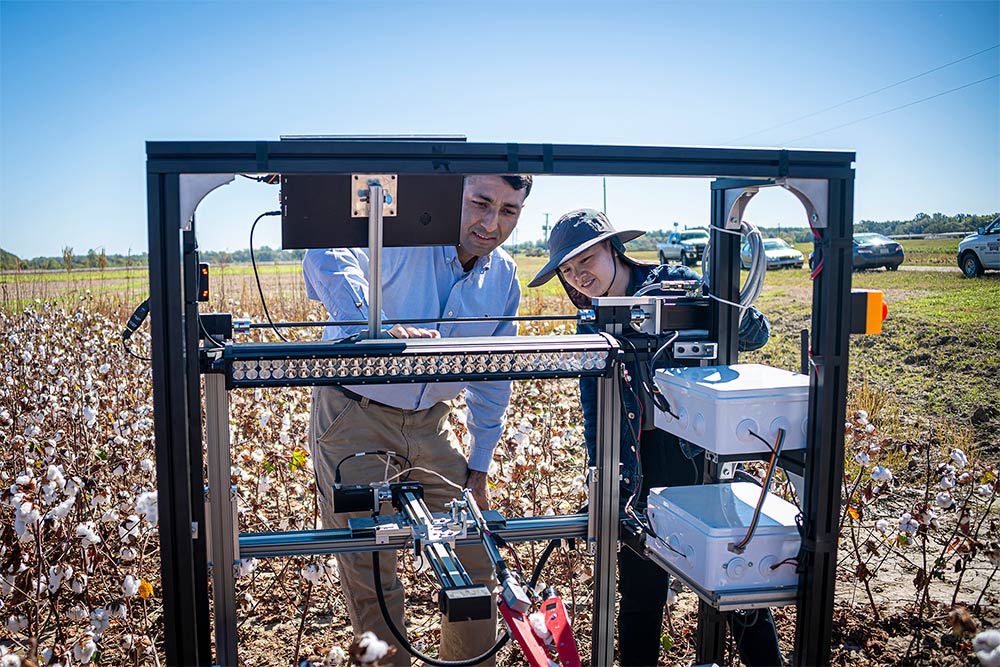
372, 552, 509, 666
748, 429, 777, 454
249, 211, 287, 342
239, 173, 280, 184
122, 339, 150, 363
529, 539, 560, 589
334, 450, 413, 486
198, 316, 226, 350
121, 299, 151, 362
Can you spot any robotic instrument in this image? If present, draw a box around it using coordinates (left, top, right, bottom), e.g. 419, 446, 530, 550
143, 138, 872, 667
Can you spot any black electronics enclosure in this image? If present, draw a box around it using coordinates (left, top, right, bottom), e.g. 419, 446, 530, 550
280, 174, 465, 249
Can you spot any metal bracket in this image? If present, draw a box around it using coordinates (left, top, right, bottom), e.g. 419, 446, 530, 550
179, 174, 235, 232
721, 178, 829, 232
777, 178, 829, 229
351, 174, 397, 217
723, 188, 759, 231
374, 520, 410, 545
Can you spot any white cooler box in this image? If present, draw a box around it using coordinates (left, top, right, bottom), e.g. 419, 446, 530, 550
653, 364, 809, 454
646, 482, 801, 596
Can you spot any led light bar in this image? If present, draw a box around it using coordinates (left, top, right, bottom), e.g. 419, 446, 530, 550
221, 334, 617, 388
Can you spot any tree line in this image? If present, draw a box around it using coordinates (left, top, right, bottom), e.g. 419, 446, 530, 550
3, 211, 996, 270
0, 246, 306, 272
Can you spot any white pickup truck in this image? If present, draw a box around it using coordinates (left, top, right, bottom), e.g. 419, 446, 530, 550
657, 228, 710, 266
958, 215, 1000, 277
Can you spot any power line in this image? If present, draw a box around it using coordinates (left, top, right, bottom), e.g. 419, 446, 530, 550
783, 73, 999, 145
726, 43, 1000, 144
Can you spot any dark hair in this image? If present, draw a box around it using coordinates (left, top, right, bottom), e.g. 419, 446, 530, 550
501, 175, 533, 199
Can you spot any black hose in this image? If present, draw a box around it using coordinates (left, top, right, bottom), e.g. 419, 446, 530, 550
529, 539, 560, 588
371, 552, 509, 666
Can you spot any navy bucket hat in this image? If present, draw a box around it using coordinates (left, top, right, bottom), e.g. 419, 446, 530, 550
527, 209, 646, 288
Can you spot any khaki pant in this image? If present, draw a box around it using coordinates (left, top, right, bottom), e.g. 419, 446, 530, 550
310, 386, 498, 666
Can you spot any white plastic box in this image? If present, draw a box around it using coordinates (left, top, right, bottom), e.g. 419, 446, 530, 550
653, 364, 809, 455
645, 482, 801, 595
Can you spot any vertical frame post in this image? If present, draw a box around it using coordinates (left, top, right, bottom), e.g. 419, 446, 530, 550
591, 375, 621, 666
367, 183, 384, 338
206, 375, 239, 666
147, 172, 211, 665
794, 177, 854, 666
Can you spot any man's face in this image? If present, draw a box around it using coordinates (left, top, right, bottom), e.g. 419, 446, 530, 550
457, 176, 527, 264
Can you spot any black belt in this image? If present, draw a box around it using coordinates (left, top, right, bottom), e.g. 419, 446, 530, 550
334, 386, 397, 410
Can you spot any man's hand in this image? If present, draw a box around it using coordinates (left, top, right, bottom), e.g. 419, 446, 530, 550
388, 324, 440, 339
465, 469, 490, 511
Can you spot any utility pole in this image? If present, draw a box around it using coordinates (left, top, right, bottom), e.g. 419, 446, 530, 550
603, 177, 607, 214
543, 213, 551, 244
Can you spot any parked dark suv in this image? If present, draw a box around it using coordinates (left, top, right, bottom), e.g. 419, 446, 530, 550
809, 233, 905, 271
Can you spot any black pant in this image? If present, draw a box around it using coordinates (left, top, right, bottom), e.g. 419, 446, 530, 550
617, 429, 784, 667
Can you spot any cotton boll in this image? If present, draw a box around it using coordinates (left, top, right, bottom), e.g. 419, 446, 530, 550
237, 558, 258, 578
6, 614, 27, 633
68, 572, 88, 594
950, 449, 969, 469
871, 466, 893, 483
135, 491, 158, 526
936, 492, 954, 510
122, 574, 140, 597
67, 604, 89, 621
301, 563, 325, 585
0, 654, 21, 667
528, 611, 554, 643
352, 632, 390, 665
973, 629, 1000, 667
323, 646, 347, 667
89, 608, 110, 634
119, 515, 141, 541
72, 634, 97, 664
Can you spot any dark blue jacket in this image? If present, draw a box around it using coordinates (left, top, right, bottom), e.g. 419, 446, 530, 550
579, 264, 770, 488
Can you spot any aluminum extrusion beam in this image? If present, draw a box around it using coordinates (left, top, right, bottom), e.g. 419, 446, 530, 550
794, 177, 855, 666
238, 514, 591, 559
205, 375, 238, 666
148, 175, 211, 666
146, 141, 855, 180
590, 377, 621, 667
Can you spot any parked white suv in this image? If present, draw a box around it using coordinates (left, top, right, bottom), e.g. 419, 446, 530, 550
958, 215, 1000, 277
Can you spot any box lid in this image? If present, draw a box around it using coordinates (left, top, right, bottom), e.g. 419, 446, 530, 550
648, 482, 800, 537
654, 364, 809, 401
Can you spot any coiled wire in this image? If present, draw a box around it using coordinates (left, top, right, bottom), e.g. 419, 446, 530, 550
701, 219, 766, 322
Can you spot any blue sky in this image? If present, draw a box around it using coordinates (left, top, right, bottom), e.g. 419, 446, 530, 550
1, 0, 997, 257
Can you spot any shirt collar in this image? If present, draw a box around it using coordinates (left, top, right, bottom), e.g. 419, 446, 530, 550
447, 245, 492, 273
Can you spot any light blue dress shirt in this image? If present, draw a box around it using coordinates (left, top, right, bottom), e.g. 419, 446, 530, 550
302, 245, 521, 471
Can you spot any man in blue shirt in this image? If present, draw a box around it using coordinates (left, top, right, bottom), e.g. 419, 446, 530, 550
303, 174, 532, 665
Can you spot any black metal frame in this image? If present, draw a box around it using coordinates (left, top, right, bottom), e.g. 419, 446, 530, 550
146, 140, 855, 666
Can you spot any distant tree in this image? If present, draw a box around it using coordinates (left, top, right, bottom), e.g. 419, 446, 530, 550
62, 246, 74, 273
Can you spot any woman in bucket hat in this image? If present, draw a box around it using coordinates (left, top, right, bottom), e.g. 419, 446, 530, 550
530, 209, 782, 667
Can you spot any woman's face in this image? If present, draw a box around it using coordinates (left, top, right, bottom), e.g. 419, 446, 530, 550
558, 241, 620, 298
